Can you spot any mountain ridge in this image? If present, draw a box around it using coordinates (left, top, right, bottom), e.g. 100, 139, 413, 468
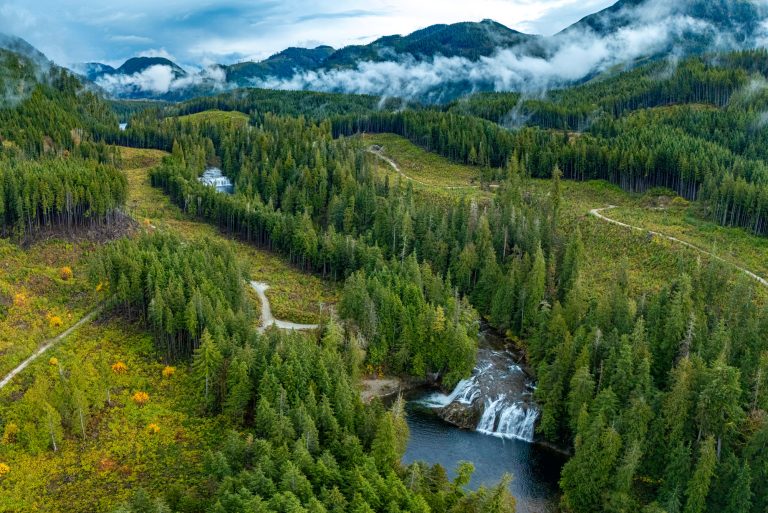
41, 0, 768, 101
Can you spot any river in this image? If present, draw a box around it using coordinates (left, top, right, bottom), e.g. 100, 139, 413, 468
402, 328, 566, 513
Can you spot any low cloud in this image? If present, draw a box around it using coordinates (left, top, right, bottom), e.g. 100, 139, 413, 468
253, 13, 730, 101
95, 64, 226, 96
137, 48, 177, 60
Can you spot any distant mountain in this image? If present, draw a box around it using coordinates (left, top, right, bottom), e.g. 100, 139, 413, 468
0, 34, 50, 69
321, 19, 535, 69
565, 0, 763, 37
79, 62, 115, 81
226, 46, 335, 86
68, 0, 768, 102
561, 0, 766, 48
223, 20, 533, 86
83, 56, 187, 82
115, 57, 187, 78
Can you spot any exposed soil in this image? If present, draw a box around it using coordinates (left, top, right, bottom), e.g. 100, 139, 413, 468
20, 212, 138, 248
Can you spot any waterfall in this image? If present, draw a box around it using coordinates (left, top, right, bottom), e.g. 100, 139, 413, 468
419, 378, 481, 408
420, 347, 540, 443
419, 359, 493, 408
477, 395, 538, 442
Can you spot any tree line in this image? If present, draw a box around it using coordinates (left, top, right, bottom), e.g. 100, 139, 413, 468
0, 157, 127, 239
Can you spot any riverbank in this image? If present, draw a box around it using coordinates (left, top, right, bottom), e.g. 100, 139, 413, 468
360, 375, 427, 403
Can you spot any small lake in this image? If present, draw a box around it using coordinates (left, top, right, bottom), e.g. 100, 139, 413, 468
403, 399, 564, 513
402, 327, 565, 513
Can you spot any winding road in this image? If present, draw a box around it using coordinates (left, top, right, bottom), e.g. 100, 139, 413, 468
590, 206, 768, 288
367, 146, 479, 191
0, 306, 103, 390
250, 282, 320, 332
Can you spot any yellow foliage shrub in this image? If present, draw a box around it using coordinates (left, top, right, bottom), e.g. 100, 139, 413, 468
2, 423, 19, 445
162, 366, 176, 378
13, 293, 26, 307
48, 315, 63, 328
147, 423, 160, 434
48, 357, 59, 366
111, 361, 128, 374
132, 391, 150, 406
95, 282, 104, 292
0, 463, 9, 476
59, 267, 73, 281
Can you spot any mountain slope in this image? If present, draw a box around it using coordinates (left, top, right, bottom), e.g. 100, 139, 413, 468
322, 19, 535, 69
68, 0, 768, 102
115, 57, 186, 78
226, 46, 334, 86
0, 37, 120, 155
562, 0, 766, 44
0, 34, 50, 70
80, 62, 116, 81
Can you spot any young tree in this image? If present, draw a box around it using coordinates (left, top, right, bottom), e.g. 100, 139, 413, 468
560, 412, 622, 513
695, 357, 744, 458
683, 437, 716, 513
193, 329, 223, 408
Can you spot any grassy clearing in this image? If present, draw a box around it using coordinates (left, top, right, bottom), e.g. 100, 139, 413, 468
607, 203, 768, 280
0, 238, 99, 378
352, 135, 767, 299
174, 110, 249, 127
120, 146, 338, 324
359, 133, 482, 189
526, 179, 767, 301
527, 179, 688, 295
0, 319, 219, 512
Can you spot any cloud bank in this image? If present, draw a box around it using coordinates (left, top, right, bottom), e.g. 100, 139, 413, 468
252, 11, 743, 101
95, 65, 226, 97
74, 0, 768, 101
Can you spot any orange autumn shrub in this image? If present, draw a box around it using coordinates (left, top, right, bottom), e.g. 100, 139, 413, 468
60, 267, 73, 281
147, 423, 160, 434
162, 366, 176, 378
111, 361, 128, 374
48, 315, 63, 328
132, 391, 149, 406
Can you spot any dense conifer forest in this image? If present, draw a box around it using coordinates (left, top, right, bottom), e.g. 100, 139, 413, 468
1, 30, 768, 513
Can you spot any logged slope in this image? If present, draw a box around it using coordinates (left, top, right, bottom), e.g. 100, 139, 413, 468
0, 307, 102, 390
590, 206, 768, 287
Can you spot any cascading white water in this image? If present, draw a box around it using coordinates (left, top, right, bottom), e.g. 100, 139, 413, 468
420, 359, 492, 408
419, 347, 540, 443
477, 395, 538, 442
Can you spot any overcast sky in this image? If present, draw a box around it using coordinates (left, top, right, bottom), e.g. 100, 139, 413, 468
0, 0, 617, 67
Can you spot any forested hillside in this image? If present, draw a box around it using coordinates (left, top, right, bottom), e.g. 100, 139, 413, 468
1, 21, 768, 513
335, 51, 768, 235
99, 67, 768, 511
